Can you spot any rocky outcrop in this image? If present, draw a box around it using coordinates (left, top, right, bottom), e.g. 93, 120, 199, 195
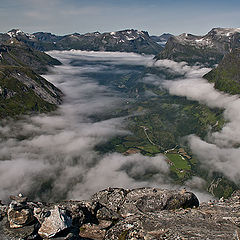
7, 195, 34, 229
91, 187, 199, 215
1, 188, 240, 239
155, 28, 240, 67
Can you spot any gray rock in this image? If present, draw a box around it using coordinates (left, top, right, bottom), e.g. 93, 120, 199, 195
96, 206, 120, 221
91, 187, 130, 212
79, 220, 111, 240
38, 205, 72, 238
0, 201, 7, 221
10, 194, 28, 203
91, 187, 199, 217
2, 188, 240, 239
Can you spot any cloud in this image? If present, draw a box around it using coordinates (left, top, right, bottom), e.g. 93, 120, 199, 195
0, 52, 221, 203
48, 50, 154, 66
0, 159, 51, 201
183, 176, 213, 202
68, 153, 170, 200
0, 51, 172, 202
188, 135, 240, 181
159, 59, 240, 184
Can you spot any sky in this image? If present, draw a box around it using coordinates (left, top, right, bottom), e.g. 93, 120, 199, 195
1, 0, 240, 36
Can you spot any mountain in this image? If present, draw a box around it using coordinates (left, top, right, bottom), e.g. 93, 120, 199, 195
0, 65, 62, 118
0, 41, 61, 74
155, 28, 240, 66
1, 188, 240, 239
150, 33, 173, 47
0, 39, 63, 118
5, 29, 163, 55
8, 30, 64, 52
204, 48, 240, 95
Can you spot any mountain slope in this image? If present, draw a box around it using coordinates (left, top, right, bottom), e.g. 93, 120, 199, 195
0, 41, 63, 118
155, 28, 240, 66
55, 30, 163, 54
0, 66, 62, 118
0, 42, 61, 74
204, 48, 240, 95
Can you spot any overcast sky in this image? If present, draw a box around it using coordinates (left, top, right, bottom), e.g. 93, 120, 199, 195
1, 0, 240, 36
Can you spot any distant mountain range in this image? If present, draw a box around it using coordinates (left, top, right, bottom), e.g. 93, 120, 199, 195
2, 27, 240, 67
2, 29, 163, 55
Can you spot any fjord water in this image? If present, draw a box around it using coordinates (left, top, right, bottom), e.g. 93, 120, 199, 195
1, 50, 240, 202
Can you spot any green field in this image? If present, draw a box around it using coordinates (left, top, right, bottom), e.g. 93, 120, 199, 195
166, 153, 191, 170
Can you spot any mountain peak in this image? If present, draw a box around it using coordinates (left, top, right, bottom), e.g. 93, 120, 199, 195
7, 29, 25, 38
7, 29, 36, 40
207, 27, 240, 37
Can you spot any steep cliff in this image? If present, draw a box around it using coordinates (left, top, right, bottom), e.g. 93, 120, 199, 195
204, 48, 240, 95
0, 41, 63, 118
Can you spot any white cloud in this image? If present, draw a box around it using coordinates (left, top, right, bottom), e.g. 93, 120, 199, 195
159, 59, 240, 183
0, 51, 171, 202
0, 52, 221, 203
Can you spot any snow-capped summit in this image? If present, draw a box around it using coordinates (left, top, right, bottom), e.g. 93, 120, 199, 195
1, 28, 163, 54
7, 29, 35, 40
173, 27, 240, 48
7, 29, 25, 38
207, 27, 240, 37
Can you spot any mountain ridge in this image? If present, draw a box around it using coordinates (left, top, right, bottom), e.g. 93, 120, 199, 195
2, 28, 163, 55
155, 27, 240, 67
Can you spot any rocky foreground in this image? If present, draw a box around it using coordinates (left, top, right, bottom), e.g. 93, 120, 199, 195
0, 188, 240, 239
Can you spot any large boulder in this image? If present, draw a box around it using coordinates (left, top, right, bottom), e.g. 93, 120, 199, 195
37, 205, 72, 238
91, 187, 199, 217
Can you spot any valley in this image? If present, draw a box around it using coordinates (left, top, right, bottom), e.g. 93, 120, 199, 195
1, 27, 240, 202
1, 1, 240, 238
47, 50, 235, 199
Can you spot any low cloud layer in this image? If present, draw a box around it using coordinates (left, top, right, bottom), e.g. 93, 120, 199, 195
0, 51, 219, 203
0, 51, 173, 202
159, 60, 240, 184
